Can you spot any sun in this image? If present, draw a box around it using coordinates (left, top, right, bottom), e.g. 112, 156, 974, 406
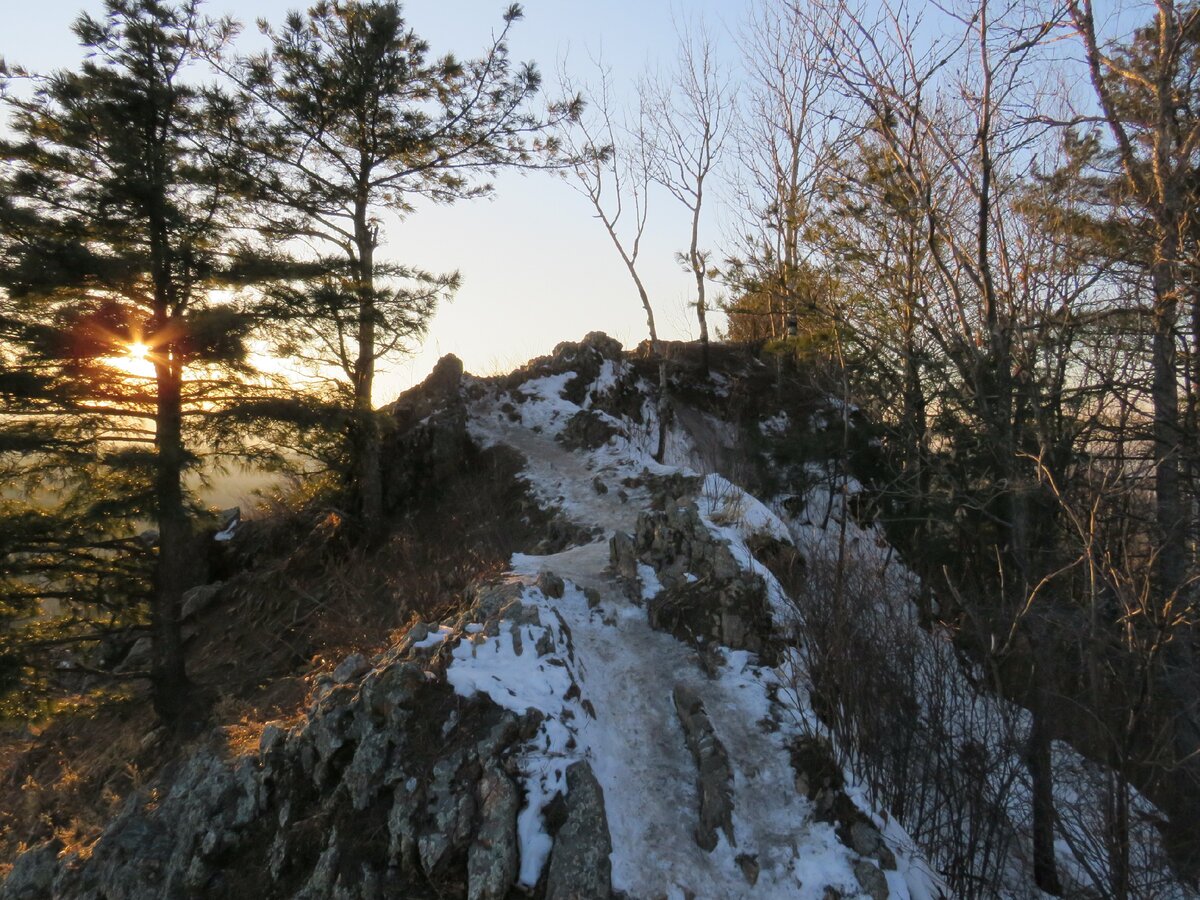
104, 340, 156, 379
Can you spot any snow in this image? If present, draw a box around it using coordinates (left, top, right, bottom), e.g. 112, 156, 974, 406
438, 358, 1185, 899
697, 473, 793, 546
213, 520, 238, 542
411, 625, 454, 649
505, 372, 580, 438
445, 616, 582, 887
636, 562, 663, 600
582, 359, 622, 407
760, 412, 790, 436
446, 370, 923, 896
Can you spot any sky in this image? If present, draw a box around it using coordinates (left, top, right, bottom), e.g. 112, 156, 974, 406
4, 0, 1153, 404
5, 0, 752, 402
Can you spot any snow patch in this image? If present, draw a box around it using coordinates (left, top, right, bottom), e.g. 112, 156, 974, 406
412, 625, 454, 649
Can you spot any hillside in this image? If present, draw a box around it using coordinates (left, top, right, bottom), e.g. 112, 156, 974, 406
0, 335, 1192, 899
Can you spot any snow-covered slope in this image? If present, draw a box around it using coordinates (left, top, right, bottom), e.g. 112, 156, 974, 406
442, 338, 941, 898
6, 334, 1188, 900
441, 334, 1187, 899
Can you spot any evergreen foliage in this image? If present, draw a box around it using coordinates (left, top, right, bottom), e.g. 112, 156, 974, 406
0, 0, 288, 722
219, 0, 580, 530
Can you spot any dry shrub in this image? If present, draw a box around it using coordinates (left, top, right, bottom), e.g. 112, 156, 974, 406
0, 441, 552, 871
772, 532, 1027, 899
0, 690, 157, 871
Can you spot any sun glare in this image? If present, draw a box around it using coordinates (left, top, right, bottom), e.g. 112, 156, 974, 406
106, 340, 156, 379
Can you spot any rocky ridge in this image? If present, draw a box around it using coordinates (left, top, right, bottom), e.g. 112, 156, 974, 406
8, 332, 1182, 899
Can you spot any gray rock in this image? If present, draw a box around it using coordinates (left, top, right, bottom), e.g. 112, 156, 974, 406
854, 859, 889, 900
7, 619, 538, 900
419, 753, 475, 876
558, 410, 623, 451
608, 531, 639, 593
343, 725, 391, 810
362, 661, 422, 723
503, 600, 542, 627
140, 725, 169, 754
1, 839, 61, 900
634, 497, 780, 663
258, 723, 286, 760
298, 834, 340, 899
850, 820, 897, 870
181, 582, 223, 620
673, 685, 735, 852
537, 570, 566, 599
387, 779, 420, 869
579, 331, 623, 360
467, 768, 520, 900
545, 762, 612, 900
114, 635, 152, 674
470, 581, 525, 619
333, 652, 371, 683
736, 852, 760, 886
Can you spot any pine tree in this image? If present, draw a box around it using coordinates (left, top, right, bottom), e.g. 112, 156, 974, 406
0, 0, 283, 723
223, 0, 578, 533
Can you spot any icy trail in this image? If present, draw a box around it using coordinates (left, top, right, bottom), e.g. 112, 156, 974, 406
460, 399, 925, 899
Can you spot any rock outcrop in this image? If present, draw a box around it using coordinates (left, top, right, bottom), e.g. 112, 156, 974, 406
610, 478, 780, 663
544, 763, 612, 900
382, 353, 471, 512
672, 685, 735, 852
9, 621, 544, 900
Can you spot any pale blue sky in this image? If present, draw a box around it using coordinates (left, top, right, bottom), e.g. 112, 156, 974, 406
4, 1, 1151, 401
6, 0, 748, 400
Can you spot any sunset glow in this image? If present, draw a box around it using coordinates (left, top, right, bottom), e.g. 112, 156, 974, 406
106, 340, 155, 380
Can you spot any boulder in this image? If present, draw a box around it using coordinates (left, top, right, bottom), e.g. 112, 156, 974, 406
558, 410, 623, 451
332, 652, 371, 684
854, 859, 889, 900
536, 571, 565, 600
545, 762, 613, 900
467, 768, 520, 900
181, 582, 223, 620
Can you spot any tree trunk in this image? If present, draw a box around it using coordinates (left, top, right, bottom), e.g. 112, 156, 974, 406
690, 182, 709, 374
1150, 253, 1185, 598
354, 199, 383, 534
901, 223, 927, 533
695, 269, 710, 373
151, 356, 192, 723
1028, 660, 1063, 896
1149, 239, 1200, 791
1109, 767, 1131, 900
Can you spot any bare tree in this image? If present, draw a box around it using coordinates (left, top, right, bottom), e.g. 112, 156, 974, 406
795, 0, 1080, 890
1064, 0, 1199, 605
726, 0, 843, 338
557, 57, 672, 461
1063, 13, 1200, 825
642, 19, 734, 373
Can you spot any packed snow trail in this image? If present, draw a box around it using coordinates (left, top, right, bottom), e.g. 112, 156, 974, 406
460, 396, 926, 899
